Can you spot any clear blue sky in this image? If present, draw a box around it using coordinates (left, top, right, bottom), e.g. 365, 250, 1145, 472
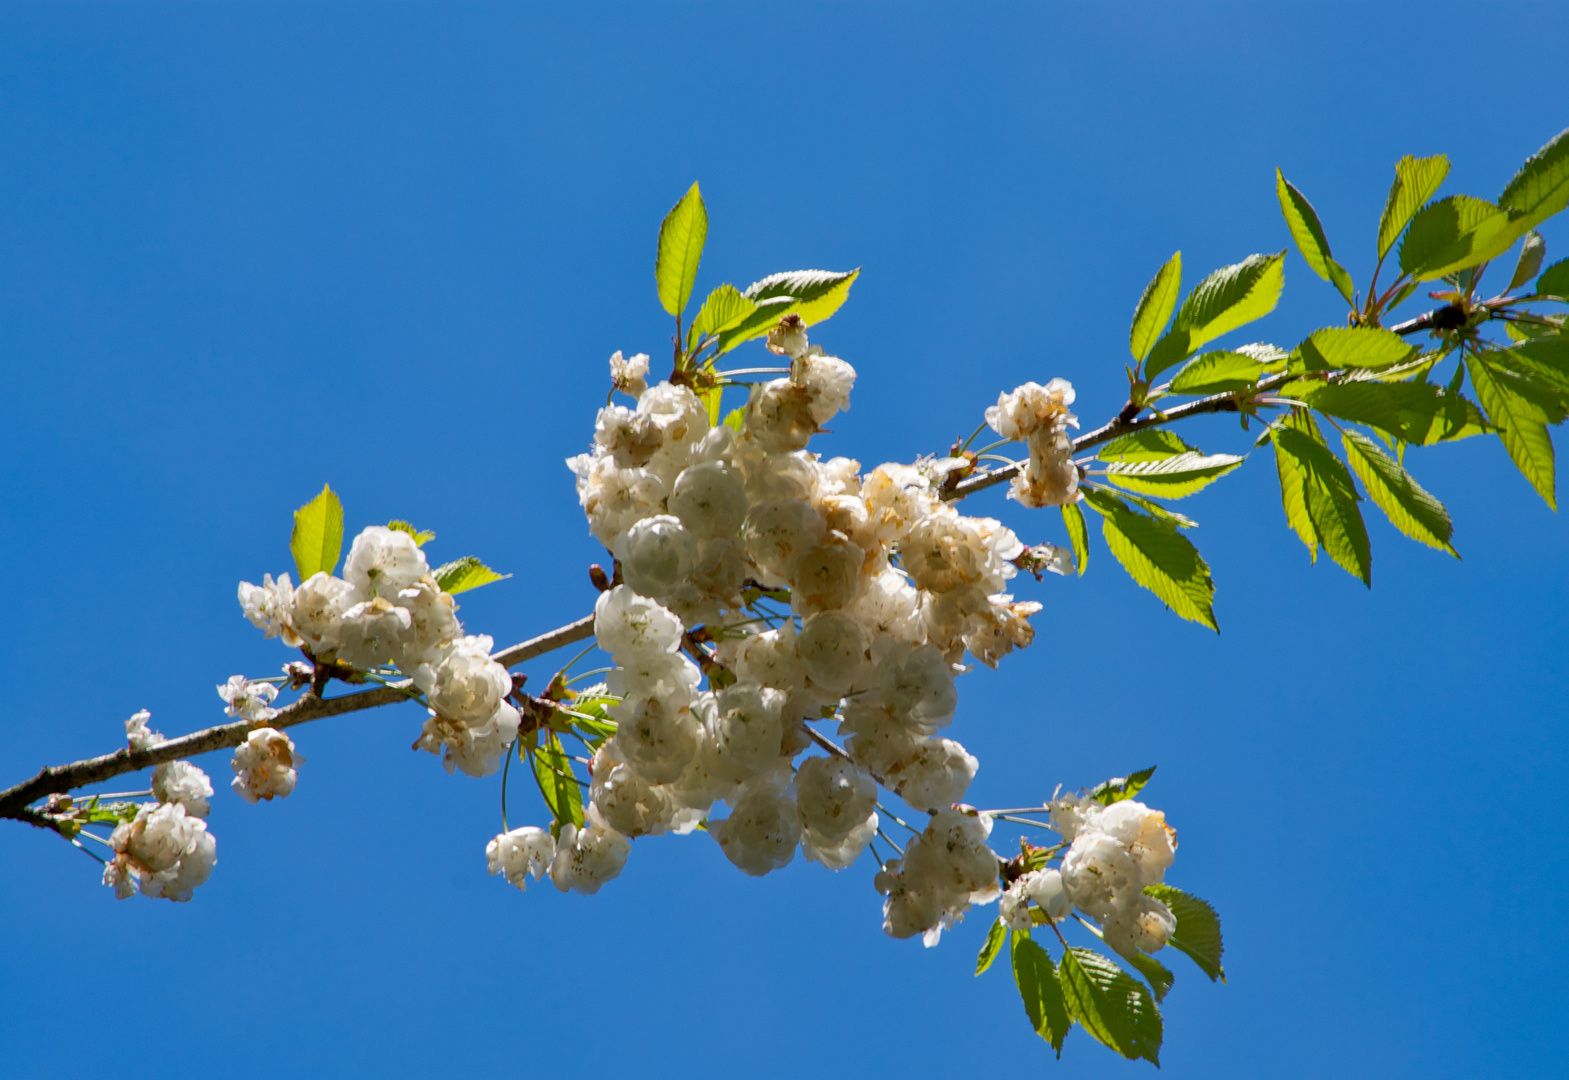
1, 4, 1565, 1077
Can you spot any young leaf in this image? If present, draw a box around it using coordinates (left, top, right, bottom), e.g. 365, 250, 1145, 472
1088, 765, 1156, 806
387, 520, 435, 546
1169, 349, 1284, 394
1274, 426, 1372, 585
1061, 501, 1090, 577
713, 269, 860, 356
1268, 426, 1319, 555
1129, 251, 1181, 364
1276, 170, 1355, 304
1378, 154, 1450, 260
1295, 326, 1416, 372
1537, 257, 1569, 299
433, 556, 511, 594
1058, 947, 1163, 1064
655, 183, 707, 318
722, 405, 746, 433
1143, 885, 1226, 981
1341, 430, 1457, 557
1172, 251, 1286, 353
532, 733, 584, 834
1509, 231, 1547, 292
1142, 328, 1193, 381
290, 483, 344, 581
1081, 488, 1217, 631
1128, 953, 1175, 1003
1103, 452, 1245, 499
976, 918, 1008, 976
1467, 352, 1557, 509
1011, 933, 1071, 1054
689, 284, 757, 344
1398, 195, 1518, 281
1498, 127, 1569, 234
1096, 429, 1195, 462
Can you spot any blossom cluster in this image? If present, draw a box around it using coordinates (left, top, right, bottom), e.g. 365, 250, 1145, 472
239, 528, 520, 778
985, 378, 1081, 508
103, 711, 218, 902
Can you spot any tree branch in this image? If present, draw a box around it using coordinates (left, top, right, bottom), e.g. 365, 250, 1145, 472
0, 613, 597, 822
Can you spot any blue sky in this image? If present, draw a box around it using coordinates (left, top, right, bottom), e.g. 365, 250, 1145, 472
1, 4, 1565, 1077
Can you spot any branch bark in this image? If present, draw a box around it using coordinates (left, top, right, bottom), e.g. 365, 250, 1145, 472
0, 613, 596, 823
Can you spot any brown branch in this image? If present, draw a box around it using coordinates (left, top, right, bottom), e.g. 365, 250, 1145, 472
0, 613, 598, 822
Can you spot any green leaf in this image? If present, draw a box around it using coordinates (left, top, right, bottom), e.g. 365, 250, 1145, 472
433, 556, 511, 594
1268, 426, 1318, 555
1276, 170, 1355, 305
1398, 195, 1519, 281
689, 283, 757, 345
1104, 451, 1245, 499
1096, 429, 1195, 462
1128, 953, 1175, 1003
1059, 947, 1163, 1064
1509, 231, 1547, 292
387, 520, 435, 546
1089, 765, 1156, 806
722, 405, 747, 433
1011, 933, 1072, 1054
1340, 430, 1457, 556
1130, 251, 1182, 364
1172, 251, 1286, 353
1295, 326, 1417, 372
1297, 379, 1479, 445
1143, 885, 1225, 982
1498, 127, 1569, 234
1378, 154, 1450, 260
1170, 349, 1285, 394
1081, 488, 1217, 630
290, 483, 344, 581
976, 918, 1008, 976
1061, 501, 1090, 577
1467, 352, 1557, 509
1492, 340, 1569, 396
713, 269, 861, 356
532, 733, 584, 834
1275, 426, 1372, 585
655, 183, 707, 318
1538, 257, 1569, 299
1142, 328, 1193, 381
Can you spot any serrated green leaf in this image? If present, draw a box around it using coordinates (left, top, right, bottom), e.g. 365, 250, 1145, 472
1340, 429, 1456, 556
1089, 765, 1156, 806
1538, 258, 1569, 299
1130, 251, 1181, 364
1142, 327, 1193, 381
1169, 349, 1285, 394
1143, 885, 1225, 982
1296, 326, 1417, 372
689, 283, 757, 345
433, 556, 511, 594
1059, 947, 1163, 1064
1081, 488, 1217, 630
1116, 490, 1199, 528
1104, 452, 1245, 499
1398, 195, 1519, 281
1275, 425, 1371, 585
1268, 426, 1318, 555
713, 269, 860, 356
722, 405, 746, 433
387, 520, 435, 546
1276, 170, 1355, 305
1510, 232, 1547, 292
1128, 953, 1174, 1003
1467, 352, 1557, 509
1096, 429, 1195, 462
1492, 340, 1569, 395
1378, 154, 1450, 260
1173, 251, 1286, 353
976, 918, 1008, 976
532, 733, 584, 833
1297, 379, 1480, 445
655, 183, 707, 318
1498, 127, 1569, 234
1061, 501, 1089, 577
290, 483, 344, 581
1011, 933, 1071, 1054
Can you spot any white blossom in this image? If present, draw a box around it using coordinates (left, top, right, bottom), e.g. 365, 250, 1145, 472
152, 761, 213, 817
231, 727, 303, 803
609, 350, 649, 398
487, 826, 555, 890
125, 709, 162, 751
104, 802, 216, 903
549, 813, 631, 894
217, 675, 279, 722
710, 772, 801, 876
237, 573, 300, 646
343, 525, 429, 598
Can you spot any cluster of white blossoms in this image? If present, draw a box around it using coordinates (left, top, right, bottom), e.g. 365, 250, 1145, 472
104, 711, 218, 902
986, 379, 1081, 509
231, 727, 303, 803
515, 323, 1086, 940
238, 527, 520, 778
